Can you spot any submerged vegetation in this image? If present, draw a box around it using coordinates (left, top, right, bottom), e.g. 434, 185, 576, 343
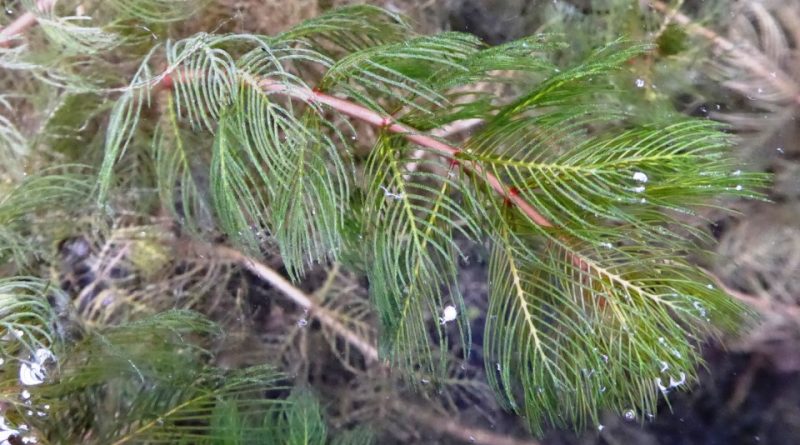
0, 1, 774, 443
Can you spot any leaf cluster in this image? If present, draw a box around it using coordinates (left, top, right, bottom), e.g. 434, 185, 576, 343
0, 1, 770, 439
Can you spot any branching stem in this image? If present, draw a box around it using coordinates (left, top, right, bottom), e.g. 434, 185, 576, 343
255, 80, 554, 228
215, 244, 380, 363
216, 243, 540, 445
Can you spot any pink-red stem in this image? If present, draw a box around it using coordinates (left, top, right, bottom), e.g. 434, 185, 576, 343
0, 0, 53, 47
256, 79, 554, 228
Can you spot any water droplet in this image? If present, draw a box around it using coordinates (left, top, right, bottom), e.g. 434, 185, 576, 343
633, 185, 646, 193
735, 185, 742, 191
733, 169, 741, 176
421, 378, 430, 384
706, 284, 714, 290
297, 318, 308, 327
632, 171, 648, 183
659, 360, 669, 372
635, 78, 646, 88
496, 362, 501, 372
20, 390, 31, 400
598, 424, 605, 431
623, 409, 636, 421
777, 147, 785, 154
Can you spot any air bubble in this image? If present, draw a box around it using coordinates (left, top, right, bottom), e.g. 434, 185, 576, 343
632, 171, 648, 183
598, 424, 605, 431
623, 409, 636, 421
379, 185, 403, 201
19, 349, 54, 386
633, 185, 646, 193
669, 372, 686, 387
297, 318, 308, 328
733, 169, 742, 176
735, 185, 742, 191
439, 305, 457, 324
693, 301, 707, 317
635, 78, 645, 88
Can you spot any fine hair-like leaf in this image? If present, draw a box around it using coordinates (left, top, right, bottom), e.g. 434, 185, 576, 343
80, 5, 768, 436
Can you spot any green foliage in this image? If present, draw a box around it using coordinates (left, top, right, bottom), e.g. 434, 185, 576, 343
0, 1, 770, 440
0, 309, 337, 444
0, 277, 58, 356
85, 5, 768, 434
0, 170, 93, 266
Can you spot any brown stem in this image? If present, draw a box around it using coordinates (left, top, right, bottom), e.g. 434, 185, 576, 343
216, 244, 537, 445
395, 401, 542, 445
215, 244, 380, 363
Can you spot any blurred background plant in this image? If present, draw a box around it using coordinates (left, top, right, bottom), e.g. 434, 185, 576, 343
1, 0, 797, 444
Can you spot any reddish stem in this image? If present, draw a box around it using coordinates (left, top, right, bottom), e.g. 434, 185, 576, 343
256, 79, 554, 228
2, 0, 554, 229
0, 0, 53, 47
